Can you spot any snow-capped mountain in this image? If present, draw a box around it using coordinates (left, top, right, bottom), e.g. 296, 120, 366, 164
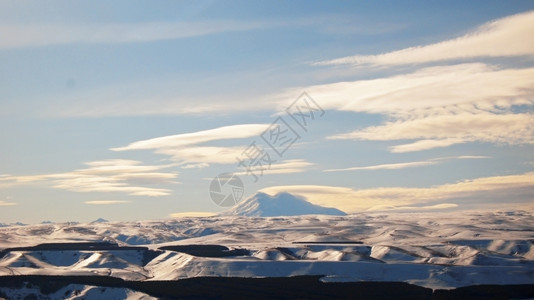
91, 218, 109, 223
220, 192, 346, 217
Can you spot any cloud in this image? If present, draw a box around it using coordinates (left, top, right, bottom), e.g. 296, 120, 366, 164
0, 159, 177, 197
112, 124, 271, 165
0, 200, 16, 206
181, 163, 210, 169
303, 13, 534, 153
316, 10, 534, 67
324, 156, 490, 172
169, 212, 217, 218
332, 112, 534, 152
113, 124, 269, 151
235, 159, 314, 177
0, 13, 406, 50
85, 200, 130, 205
324, 161, 437, 172
366, 203, 458, 212
261, 172, 534, 213
455, 155, 490, 160
0, 20, 269, 49
302, 63, 534, 116
388, 139, 466, 153
292, 63, 534, 152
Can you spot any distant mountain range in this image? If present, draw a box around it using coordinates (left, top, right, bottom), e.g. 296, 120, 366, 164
220, 192, 346, 217
0, 222, 27, 227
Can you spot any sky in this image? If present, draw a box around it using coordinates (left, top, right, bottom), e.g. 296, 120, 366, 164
1, 1, 534, 223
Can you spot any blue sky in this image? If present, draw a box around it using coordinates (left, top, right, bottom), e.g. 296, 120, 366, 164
1, 1, 534, 222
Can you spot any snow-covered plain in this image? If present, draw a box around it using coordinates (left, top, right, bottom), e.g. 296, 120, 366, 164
1, 209, 533, 293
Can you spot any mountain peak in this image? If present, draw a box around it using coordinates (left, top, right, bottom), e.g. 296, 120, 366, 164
91, 218, 109, 223
220, 192, 346, 217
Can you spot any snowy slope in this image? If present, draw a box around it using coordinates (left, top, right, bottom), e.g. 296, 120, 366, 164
220, 192, 346, 217
0, 210, 533, 293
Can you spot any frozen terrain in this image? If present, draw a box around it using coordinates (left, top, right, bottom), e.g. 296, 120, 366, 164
0, 212, 533, 288
0, 193, 533, 298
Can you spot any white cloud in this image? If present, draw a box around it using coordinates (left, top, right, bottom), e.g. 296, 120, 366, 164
290, 63, 534, 152
169, 212, 217, 218
333, 112, 534, 152
261, 172, 534, 213
37, 90, 279, 118
235, 159, 314, 176
156, 146, 248, 165
112, 124, 271, 165
0, 20, 269, 49
303, 13, 534, 153
324, 156, 490, 172
0, 200, 16, 206
301, 63, 534, 116
112, 124, 268, 151
85, 200, 130, 205
181, 163, 210, 169
0, 14, 405, 50
316, 10, 534, 67
324, 161, 437, 172
0, 159, 177, 197
366, 203, 458, 211
388, 139, 466, 153
455, 155, 490, 160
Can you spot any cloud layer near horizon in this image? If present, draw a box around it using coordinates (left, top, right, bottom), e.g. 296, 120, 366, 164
261, 172, 534, 213
85, 200, 130, 205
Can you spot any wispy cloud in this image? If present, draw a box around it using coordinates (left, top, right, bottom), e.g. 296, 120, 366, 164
235, 159, 314, 176
291, 63, 534, 152
302, 63, 534, 116
316, 10, 534, 67
0, 200, 16, 206
261, 172, 534, 213
366, 203, 458, 212
455, 155, 491, 160
323, 156, 490, 172
324, 161, 437, 172
180, 163, 210, 169
85, 200, 130, 205
333, 112, 534, 153
0, 20, 269, 49
388, 139, 466, 153
112, 124, 269, 151
112, 124, 271, 165
169, 212, 217, 218
304, 13, 534, 153
0, 159, 176, 197
34, 86, 281, 118
0, 12, 406, 50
